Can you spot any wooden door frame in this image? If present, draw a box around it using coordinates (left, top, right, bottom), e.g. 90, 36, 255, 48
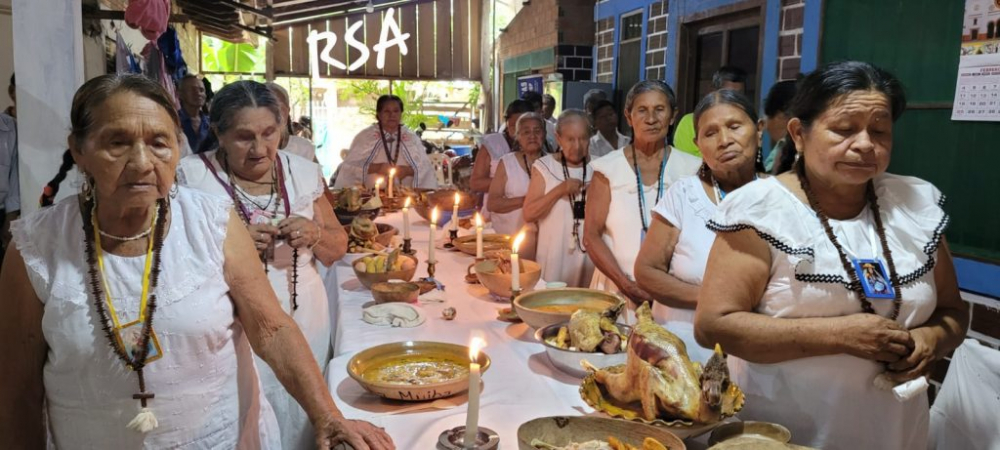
675, 0, 765, 112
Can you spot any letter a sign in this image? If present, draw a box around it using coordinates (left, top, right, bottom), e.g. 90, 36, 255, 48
307, 7, 411, 77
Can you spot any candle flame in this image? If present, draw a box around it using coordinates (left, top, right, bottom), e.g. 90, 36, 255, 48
469, 336, 486, 361
475, 212, 483, 227
404, 196, 412, 208
375, 177, 384, 186
389, 167, 397, 176
512, 229, 527, 253
431, 206, 439, 225
454, 192, 461, 206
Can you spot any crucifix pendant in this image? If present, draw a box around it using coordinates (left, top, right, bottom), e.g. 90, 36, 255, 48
132, 391, 155, 407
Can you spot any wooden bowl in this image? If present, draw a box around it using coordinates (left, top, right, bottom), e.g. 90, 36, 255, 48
453, 233, 510, 257
371, 282, 420, 304
413, 188, 477, 223
335, 206, 380, 225
344, 223, 398, 247
347, 341, 491, 401
513, 288, 625, 330
472, 258, 542, 300
517, 416, 686, 450
708, 421, 793, 448
352, 254, 418, 289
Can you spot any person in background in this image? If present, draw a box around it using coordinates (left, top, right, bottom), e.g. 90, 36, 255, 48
523, 109, 595, 287
583, 88, 610, 136
471, 100, 534, 194
584, 81, 702, 313
520, 91, 557, 152
0, 73, 18, 269
202, 77, 214, 111
266, 82, 318, 163
178, 74, 209, 153
588, 99, 630, 159
762, 80, 798, 174
542, 93, 557, 125
673, 66, 747, 157
488, 113, 548, 260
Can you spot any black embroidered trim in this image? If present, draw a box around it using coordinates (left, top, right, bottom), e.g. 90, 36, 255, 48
707, 194, 949, 289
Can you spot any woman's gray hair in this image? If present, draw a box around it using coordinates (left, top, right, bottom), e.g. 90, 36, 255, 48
515, 112, 547, 134
199, 80, 282, 153
623, 80, 678, 114
555, 109, 589, 135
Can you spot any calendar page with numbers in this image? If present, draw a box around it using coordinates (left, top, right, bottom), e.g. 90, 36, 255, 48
952, 66, 1000, 121
953, 0, 1000, 122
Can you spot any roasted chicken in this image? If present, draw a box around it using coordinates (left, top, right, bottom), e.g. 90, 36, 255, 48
568, 304, 626, 354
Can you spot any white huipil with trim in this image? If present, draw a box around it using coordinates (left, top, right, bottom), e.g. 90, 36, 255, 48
532, 155, 595, 288
479, 132, 514, 222
588, 147, 702, 322
333, 123, 438, 190
648, 174, 722, 364
490, 151, 535, 236
178, 151, 331, 450
10, 187, 281, 448
706, 174, 946, 450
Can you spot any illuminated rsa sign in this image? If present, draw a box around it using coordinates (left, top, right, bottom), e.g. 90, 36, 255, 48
307, 7, 410, 76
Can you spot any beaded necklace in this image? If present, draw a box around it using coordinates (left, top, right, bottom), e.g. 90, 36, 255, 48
83, 196, 168, 431
377, 122, 402, 166
796, 161, 902, 319
561, 153, 588, 252
630, 145, 668, 235
522, 152, 534, 180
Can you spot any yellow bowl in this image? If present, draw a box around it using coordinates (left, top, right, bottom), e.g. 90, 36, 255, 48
453, 233, 510, 257
352, 254, 418, 289
347, 341, 491, 401
513, 288, 625, 329
473, 258, 542, 300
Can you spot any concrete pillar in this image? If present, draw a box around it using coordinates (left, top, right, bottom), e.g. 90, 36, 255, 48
13, 0, 85, 215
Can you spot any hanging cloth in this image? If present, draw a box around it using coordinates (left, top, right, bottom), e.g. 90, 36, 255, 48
125, 0, 170, 41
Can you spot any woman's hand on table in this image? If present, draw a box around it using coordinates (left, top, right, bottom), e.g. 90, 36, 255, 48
885, 327, 937, 382
279, 215, 321, 249
836, 313, 914, 363
316, 415, 395, 450
248, 223, 279, 253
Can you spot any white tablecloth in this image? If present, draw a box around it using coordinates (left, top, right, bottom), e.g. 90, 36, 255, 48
321, 211, 713, 449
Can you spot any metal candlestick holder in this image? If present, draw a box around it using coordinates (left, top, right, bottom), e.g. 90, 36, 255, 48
510, 287, 522, 306
437, 426, 499, 450
402, 237, 414, 256
426, 258, 437, 279
444, 229, 459, 248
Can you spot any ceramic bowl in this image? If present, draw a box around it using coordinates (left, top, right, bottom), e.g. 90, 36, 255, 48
344, 222, 398, 247
371, 281, 420, 304
513, 288, 625, 330
708, 421, 793, 448
516, 416, 685, 450
534, 322, 631, 378
347, 341, 491, 401
452, 233, 511, 257
472, 259, 542, 300
352, 254, 418, 289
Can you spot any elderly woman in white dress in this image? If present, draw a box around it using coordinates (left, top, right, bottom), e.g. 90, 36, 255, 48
178, 81, 350, 450
266, 82, 317, 163
587, 99, 630, 159
584, 81, 702, 311
470, 99, 534, 194
633, 90, 764, 363
0, 75, 392, 449
334, 95, 437, 189
487, 112, 548, 260
523, 109, 595, 287
696, 61, 968, 449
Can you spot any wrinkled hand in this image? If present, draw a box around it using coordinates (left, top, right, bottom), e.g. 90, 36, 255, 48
619, 278, 653, 307
316, 415, 395, 450
561, 178, 584, 196
836, 313, 914, 363
247, 223, 280, 254
279, 215, 321, 249
885, 327, 937, 383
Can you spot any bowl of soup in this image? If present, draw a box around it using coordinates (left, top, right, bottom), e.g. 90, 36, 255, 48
347, 341, 491, 402
513, 288, 627, 330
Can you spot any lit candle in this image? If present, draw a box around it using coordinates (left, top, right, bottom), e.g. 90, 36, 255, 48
429, 206, 438, 263
374, 177, 383, 197
464, 337, 486, 448
511, 230, 526, 292
474, 212, 484, 259
452, 192, 461, 231
388, 167, 397, 198
402, 196, 412, 240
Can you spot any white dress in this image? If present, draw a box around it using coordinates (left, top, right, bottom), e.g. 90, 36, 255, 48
10, 187, 280, 449
490, 151, 534, 236
480, 132, 514, 222
282, 135, 316, 162
532, 155, 595, 287
178, 152, 331, 450
589, 147, 702, 321
648, 175, 718, 363
707, 174, 946, 450
333, 124, 438, 190
588, 130, 630, 160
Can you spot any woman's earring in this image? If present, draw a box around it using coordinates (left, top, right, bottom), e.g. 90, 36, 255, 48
757, 147, 763, 165
81, 174, 94, 201
169, 184, 179, 199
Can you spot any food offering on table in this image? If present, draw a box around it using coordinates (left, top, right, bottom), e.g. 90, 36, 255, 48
334, 186, 381, 225
473, 252, 542, 300
347, 341, 491, 401
707, 421, 806, 449
345, 216, 397, 253
413, 188, 477, 226
362, 303, 425, 328
513, 288, 626, 330
442, 307, 457, 320
580, 303, 744, 436
454, 233, 511, 257
517, 416, 684, 450
535, 306, 631, 377
371, 281, 420, 304
352, 248, 418, 289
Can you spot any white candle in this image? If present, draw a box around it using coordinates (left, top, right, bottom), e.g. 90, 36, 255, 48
464, 337, 485, 448
429, 207, 438, 263
452, 192, 461, 231
474, 212, 484, 259
511, 230, 526, 292
374, 177, 383, 197
402, 196, 412, 240
388, 167, 397, 198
